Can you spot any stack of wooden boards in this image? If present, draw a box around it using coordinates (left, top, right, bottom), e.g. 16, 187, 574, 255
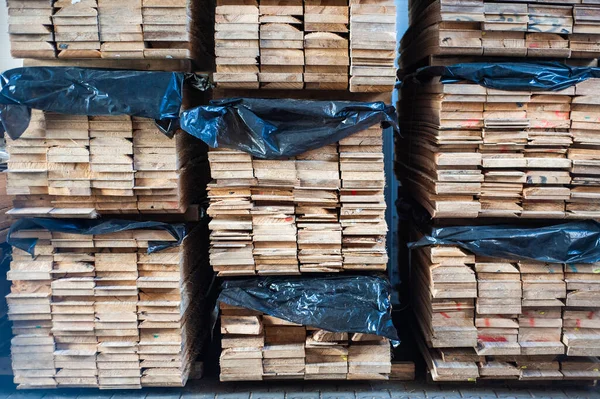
0, 173, 12, 242
401, 0, 600, 69
206, 125, 387, 275
5, 110, 207, 217
219, 303, 394, 380
6, 224, 209, 389
397, 76, 600, 219
7, 0, 212, 60
213, 0, 396, 91
411, 240, 600, 382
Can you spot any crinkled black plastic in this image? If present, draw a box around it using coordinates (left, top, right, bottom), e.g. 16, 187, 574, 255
7, 218, 186, 256
407, 62, 600, 92
409, 221, 600, 264
0, 67, 195, 139
180, 98, 398, 159
218, 276, 399, 340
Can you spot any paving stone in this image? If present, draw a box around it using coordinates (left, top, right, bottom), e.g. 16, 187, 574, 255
391, 390, 425, 399
145, 391, 181, 399
286, 391, 319, 399
110, 392, 148, 399
321, 391, 356, 399
459, 387, 498, 399
252, 393, 285, 399
8, 392, 49, 399
495, 390, 533, 399
356, 390, 391, 399
180, 394, 217, 399
218, 394, 251, 399
7, 393, 47, 399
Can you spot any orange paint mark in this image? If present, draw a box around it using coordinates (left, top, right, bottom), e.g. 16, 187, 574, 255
440, 312, 451, 319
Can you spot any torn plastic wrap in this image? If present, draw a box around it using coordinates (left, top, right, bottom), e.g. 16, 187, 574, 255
407, 62, 600, 92
218, 276, 399, 341
7, 218, 186, 256
409, 221, 600, 264
180, 98, 398, 158
0, 67, 202, 139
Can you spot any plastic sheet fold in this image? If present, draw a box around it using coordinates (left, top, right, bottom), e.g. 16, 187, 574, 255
218, 275, 399, 340
180, 98, 398, 158
0, 67, 203, 139
407, 62, 600, 92
409, 221, 600, 264
7, 218, 186, 256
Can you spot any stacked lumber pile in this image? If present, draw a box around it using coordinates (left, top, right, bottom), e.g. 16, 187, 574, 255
212, 0, 397, 91
349, 0, 396, 92
7, 0, 211, 59
411, 242, 600, 381
397, 75, 600, 219
400, 0, 600, 69
219, 303, 392, 381
207, 126, 387, 275
6, 224, 208, 389
5, 111, 207, 217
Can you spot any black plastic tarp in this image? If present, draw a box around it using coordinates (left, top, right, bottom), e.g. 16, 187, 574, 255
406, 62, 600, 92
0, 67, 204, 139
218, 276, 399, 340
180, 98, 398, 159
409, 221, 600, 264
8, 218, 186, 256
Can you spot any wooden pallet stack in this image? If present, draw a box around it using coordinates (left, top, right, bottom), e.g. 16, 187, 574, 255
214, 0, 260, 88
6, 223, 208, 389
399, 0, 600, 69
304, 0, 349, 90
5, 111, 207, 217
349, 0, 396, 92
397, 75, 600, 219
212, 0, 397, 91
206, 125, 387, 275
411, 238, 600, 381
219, 303, 392, 381
7, 0, 56, 58
7, 0, 209, 59
259, 0, 304, 89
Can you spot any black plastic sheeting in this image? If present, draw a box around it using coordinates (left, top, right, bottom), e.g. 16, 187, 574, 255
218, 276, 399, 340
409, 221, 600, 264
180, 98, 398, 159
8, 218, 186, 256
0, 67, 207, 139
406, 62, 600, 92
